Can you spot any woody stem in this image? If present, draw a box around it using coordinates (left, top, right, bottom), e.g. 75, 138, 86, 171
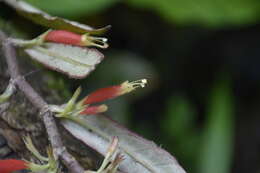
0, 30, 85, 173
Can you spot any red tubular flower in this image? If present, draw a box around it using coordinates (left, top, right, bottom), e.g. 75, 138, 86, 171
83, 85, 121, 105
83, 79, 147, 105
0, 159, 28, 173
80, 104, 108, 115
44, 30, 82, 46
44, 30, 108, 48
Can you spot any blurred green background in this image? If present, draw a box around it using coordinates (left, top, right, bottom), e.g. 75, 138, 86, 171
2, 0, 260, 172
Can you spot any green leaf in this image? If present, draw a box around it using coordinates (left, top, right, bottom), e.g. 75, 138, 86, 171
162, 95, 196, 139
24, 0, 118, 18
3, 0, 111, 34
24, 43, 104, 79
128, 0, 260, 27
62, 115, 186, 173
198, 78, 234, 173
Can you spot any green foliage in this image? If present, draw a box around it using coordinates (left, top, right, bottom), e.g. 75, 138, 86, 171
24, 0, 260, 27
198, 78, 234, 173
161, 95, 200, 171
25, 0, 118, 18
163, 95, 195, 139
128, 0, 260, 27
160, 77, 234, 173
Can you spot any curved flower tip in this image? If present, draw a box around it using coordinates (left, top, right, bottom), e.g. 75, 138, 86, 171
0, 159, 28, 173
80, 104, 108, 115
83, 79, 147, 105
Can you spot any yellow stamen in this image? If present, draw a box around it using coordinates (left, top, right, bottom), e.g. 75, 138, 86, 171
120, 79, 147, 95
81, 34, 109, 49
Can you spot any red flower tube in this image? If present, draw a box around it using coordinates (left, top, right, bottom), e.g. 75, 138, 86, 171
44, 30, 82, 46
80, 104, 108, 115
0, 159, 28, 173
44, 30, 108, 48
83, 79, 147, 105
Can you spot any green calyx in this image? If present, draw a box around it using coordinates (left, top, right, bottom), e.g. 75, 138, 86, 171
23, 136, 59, 173
0, 82, 16, 104
49, 87, 86, 118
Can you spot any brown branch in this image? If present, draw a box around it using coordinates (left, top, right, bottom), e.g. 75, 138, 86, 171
0, 30, 85, 173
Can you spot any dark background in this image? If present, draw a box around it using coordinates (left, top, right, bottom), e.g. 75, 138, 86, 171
2, 0, 260, 172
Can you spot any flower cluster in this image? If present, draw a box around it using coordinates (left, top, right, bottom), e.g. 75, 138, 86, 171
79, 79, 147, 115
51, 79, 147, 117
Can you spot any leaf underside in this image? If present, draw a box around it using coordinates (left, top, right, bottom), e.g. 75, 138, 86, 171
4, 0, 110, 34
62, 115, 186, 173
25, 43, 104, 79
